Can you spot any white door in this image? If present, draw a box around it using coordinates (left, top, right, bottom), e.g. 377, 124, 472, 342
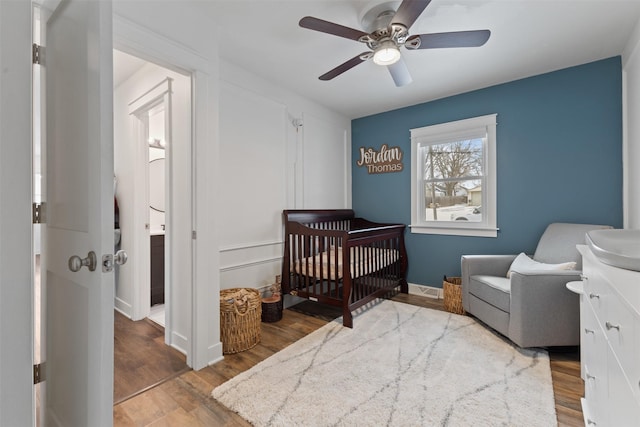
44, 0, 114, 425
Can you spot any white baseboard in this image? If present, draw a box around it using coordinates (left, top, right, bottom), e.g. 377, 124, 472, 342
208, 342, 224, 366
170, 331, 188, 357
114, 297, 132, 318
408, 283, 443, 299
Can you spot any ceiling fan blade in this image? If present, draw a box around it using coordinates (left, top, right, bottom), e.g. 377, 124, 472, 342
392, 0, 432, 29
319, 53, 370, 81
407, 30, 491, 49
299, 16, 369, 41
387, 56, 412, 87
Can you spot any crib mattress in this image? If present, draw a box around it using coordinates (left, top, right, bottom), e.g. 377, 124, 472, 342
294, 246, 399, 281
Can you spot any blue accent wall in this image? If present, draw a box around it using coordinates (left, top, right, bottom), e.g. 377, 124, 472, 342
352, 57, 623, 287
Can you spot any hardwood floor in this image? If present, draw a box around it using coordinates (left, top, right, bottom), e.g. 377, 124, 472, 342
113, 294, 584, 426
114, 311, 190, 404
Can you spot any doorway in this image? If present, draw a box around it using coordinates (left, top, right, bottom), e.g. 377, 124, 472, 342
113, 49, 191, 325
112, 49, 192, 402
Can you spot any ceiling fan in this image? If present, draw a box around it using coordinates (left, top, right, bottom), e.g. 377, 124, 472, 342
299, 0, 490, 87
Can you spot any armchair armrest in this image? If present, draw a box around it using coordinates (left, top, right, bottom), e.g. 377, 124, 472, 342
508, 270, 582, 347
461, 254, 517, 311
509, 269, 581, 277
461, 254, 517, 278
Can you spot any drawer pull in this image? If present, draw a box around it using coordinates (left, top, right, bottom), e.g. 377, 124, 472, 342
605, 322, 620, 331
586, 373, 596, 380
589, 293, 600, 299
584, 328, 595, 334
587, 419, 596, 426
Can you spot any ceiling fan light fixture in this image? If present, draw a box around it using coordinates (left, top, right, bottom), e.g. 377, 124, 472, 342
372, 41, 401, 66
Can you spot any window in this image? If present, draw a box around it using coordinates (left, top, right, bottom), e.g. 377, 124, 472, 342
410, 114, 497, 237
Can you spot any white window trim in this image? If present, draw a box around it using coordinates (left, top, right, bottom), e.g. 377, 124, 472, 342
410, 114, 498, 238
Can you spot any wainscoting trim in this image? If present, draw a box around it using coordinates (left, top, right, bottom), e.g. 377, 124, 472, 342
220, 255, 281, 272
220, 240, 283, 253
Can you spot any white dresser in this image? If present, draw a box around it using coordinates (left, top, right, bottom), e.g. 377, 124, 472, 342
577, 245, 640, 426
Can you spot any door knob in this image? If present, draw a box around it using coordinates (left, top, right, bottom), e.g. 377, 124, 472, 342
102, 250, 128, 272
114, 250, 128, 265
68, 251, 97, 272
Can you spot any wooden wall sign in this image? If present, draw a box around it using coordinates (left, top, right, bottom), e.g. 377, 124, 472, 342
356, 144, 403, 174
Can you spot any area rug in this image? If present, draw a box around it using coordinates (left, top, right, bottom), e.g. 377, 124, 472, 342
212, 300, 557, 426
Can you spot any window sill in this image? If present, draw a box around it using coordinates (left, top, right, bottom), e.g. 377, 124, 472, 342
409, 224, 498, 238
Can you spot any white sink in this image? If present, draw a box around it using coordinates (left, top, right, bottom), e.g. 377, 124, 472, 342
586, 229, 640, 272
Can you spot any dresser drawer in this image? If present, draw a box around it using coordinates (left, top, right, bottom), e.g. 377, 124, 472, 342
582, 267, 609, 323
583, 303, 609, 423
602, 294, 638, 398
584, 363, 609, 426
608, 343, 640, 426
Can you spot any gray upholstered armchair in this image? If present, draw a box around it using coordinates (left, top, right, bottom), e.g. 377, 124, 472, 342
461, 223, 611, 348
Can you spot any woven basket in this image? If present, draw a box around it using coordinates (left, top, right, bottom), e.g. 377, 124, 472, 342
261, 295, 283, 323
220, 288, 262, 354
443, 276, 465, 315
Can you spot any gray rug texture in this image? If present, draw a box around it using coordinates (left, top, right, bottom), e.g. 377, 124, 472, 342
212, 299, 557, 427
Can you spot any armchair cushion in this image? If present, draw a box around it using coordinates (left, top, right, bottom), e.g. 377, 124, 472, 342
506, 252, 576, 278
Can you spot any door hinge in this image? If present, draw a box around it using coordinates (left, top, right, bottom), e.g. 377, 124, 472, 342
32, 202, 46, 224
33, 362, 46, 384
192, 230, 197, 240
32, 43, 44, 65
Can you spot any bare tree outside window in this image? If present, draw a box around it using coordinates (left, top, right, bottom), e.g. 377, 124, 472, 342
423, 138, 484, 221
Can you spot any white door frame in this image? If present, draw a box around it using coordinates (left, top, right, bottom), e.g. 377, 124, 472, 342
113, 14, 217, 369
0, 1, 34, 424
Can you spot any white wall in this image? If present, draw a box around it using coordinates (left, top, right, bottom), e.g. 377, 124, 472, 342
218, 60, 352, 292
623, 16, 640, 229
218, 80, 287, 290
113, 61, 191, 356
301, 112, 350, 209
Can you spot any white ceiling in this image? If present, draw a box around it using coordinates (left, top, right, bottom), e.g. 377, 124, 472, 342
114, 1, 640, 119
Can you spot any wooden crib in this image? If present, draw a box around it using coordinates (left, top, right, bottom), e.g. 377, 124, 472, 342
282, 210, 408, 327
